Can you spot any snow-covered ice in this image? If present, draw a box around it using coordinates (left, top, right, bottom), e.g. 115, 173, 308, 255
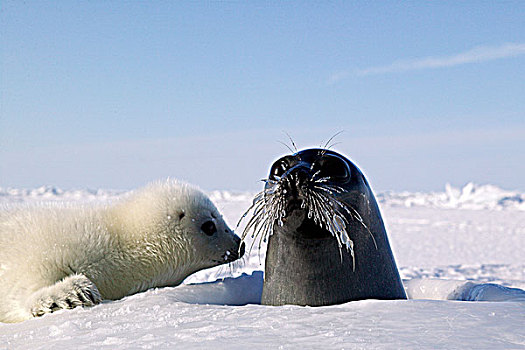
1, 183, 524, 349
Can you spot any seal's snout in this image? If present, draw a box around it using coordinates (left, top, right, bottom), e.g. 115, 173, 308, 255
283, 163, 311, 196
291, 165, 311, 183
223, 235, 244, 263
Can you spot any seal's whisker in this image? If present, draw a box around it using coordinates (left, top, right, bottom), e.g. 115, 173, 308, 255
307, 189, 355, 268
326, 141, 342, 150
332, 197, 378, 250
309, 191, 342, 238
241, 214, 266, 250
277, 140, 296, 154
241, 206, 264, 241
284, 131, 298, 153
321, 130, 344, 150
247, 217, 268, 256
313, 184, 346, 194
239, 179, 288, 258
305, 190, 323, 225
257, 220, 269, 249
310, 169, 321, 179
237, 190, 266, 229
313, 176, 331, 183
312, 195, 347, 264
246, 205, 273, 241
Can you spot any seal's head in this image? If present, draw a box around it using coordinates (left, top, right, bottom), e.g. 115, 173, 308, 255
114, 180, 245, 276
173, 186, 246, 267
240, 148, 406, 306
241, 148, 374, 265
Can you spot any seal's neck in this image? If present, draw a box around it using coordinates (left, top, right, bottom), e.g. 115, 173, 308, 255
262, 211, 356, 306
261, 206, 407, 306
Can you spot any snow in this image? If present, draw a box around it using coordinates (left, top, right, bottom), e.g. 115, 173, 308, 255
2, 286, 524, 349
1, 183, 524, 349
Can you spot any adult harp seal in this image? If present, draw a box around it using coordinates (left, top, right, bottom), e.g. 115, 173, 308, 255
240, 148, 406, 306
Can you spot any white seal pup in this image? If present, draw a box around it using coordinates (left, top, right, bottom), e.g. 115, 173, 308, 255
0, 180, 244, 323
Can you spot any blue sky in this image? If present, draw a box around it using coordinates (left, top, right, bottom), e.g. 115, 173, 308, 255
1, 1, 524, 192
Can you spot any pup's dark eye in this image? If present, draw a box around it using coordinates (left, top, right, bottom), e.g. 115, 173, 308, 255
201, 221, 217, 236
314, 154, 351, 182
269, 158, 288, 181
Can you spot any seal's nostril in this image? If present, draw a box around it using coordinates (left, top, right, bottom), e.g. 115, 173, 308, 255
239, 242, 246, 258
282, 164, 311, 194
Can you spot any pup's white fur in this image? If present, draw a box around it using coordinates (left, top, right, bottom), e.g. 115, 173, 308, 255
0, 180, 241, 323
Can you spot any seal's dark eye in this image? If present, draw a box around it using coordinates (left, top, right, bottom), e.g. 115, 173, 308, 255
269, 158, 288, 181
201, 221, 217, 236
315, 154, 351, 181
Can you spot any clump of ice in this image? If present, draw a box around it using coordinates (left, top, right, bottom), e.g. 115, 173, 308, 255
0, 186, 124, 203
377, 182, 525, 210
404, 278, 525, 301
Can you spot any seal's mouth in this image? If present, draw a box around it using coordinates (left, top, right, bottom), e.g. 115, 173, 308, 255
218, 242, 245, 264
284, 198, 304, 217
295, 214, 334, 240
282, 194, 338, 240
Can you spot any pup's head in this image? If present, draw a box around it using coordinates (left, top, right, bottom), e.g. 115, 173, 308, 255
117, 179, 245, 273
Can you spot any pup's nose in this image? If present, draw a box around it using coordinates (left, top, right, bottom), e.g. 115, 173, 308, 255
239, 241, 245, 258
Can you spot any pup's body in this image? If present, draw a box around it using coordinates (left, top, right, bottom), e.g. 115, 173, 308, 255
0, 180, 243, 322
